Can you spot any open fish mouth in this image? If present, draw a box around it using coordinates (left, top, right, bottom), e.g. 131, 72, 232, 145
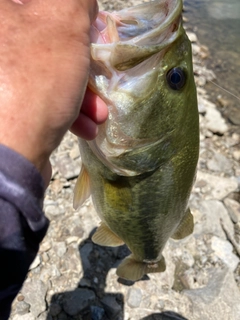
90, 0, 183, 71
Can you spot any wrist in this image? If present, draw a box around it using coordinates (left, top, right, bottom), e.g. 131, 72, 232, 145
0, 120, 50, 176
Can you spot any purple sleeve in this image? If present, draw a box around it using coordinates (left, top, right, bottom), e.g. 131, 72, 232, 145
0, 144, 49, 319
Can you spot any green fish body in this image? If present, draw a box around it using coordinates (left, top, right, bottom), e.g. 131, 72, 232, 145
74, 0, 199, 281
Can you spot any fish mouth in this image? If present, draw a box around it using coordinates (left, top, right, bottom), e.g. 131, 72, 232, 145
90, 0, 183, 73
91, 0, 183, 47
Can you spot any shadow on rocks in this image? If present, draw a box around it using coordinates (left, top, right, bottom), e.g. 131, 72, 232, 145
47, 230, 189, 320
48, 228, 125, 320
140, 311, 189, 320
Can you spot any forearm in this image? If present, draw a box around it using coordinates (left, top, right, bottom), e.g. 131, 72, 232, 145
0, 144, 49, 318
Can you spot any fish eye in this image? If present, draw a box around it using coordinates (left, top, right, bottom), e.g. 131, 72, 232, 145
166, 67, 186, 90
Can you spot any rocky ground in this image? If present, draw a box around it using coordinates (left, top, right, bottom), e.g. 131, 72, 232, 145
9, 1, 240, 320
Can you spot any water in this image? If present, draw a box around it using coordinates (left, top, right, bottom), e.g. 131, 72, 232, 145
184, 0, 240, 126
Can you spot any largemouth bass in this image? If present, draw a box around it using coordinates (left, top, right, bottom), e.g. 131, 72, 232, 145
74, 0, 199, 281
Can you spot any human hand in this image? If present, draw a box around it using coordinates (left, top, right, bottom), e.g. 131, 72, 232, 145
0, 0, 108, 184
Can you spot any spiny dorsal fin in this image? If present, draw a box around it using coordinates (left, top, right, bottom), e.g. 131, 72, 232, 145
171, 208, 194, 240
116, 255, 166, 281
73, 165, 91, 209
92, 222, 124, 247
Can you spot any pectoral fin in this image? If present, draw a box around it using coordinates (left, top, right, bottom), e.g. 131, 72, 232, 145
92, 222, 124, 247
116, 255, 166, 281
171, 208, 194, 240
73, 165, 91, 209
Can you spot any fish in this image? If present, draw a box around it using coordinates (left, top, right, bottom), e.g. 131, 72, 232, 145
73, 0, 199, 281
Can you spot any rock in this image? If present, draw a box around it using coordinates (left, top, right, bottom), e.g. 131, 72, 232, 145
12, 314, 35, 320
211, 236, 240, 271
49, 179, 63, 194
197, 96, 207, 114
228, 106, 240, 126
60, 243, 82, 275
172, 248, 195, 268
224, 197, 240, 223
40, 264, 61, 283
39, 240, 52, 252
60, 215, 85, 239
101, 295, 122, 319
55, 311, 68, 320
179, 268, 196, 290
78, 201, 101, 237
69, 143, 81, 160
80, 243, 93, 270
186, 31, 198, 43
38, 311, 52, 320
196, 171, 238, 200
42, 252, 50, 263
62, 288, 96, 316
184, 268, 240, 320
54, 152, 80, 180
90, 306, 105, 320
14, 300, 30, 316
127, 288, 143, 308
205, 107, 228, 134
21, 279, 48, 318
44, 202, 65, 218
49, 303, 62, 316
65, 236, 79, 245
79, 277, 92, 288
206, 151, 232, 174
192, 43, 201, 56
194, 200, 235, 239
52, 241, 67, 258
233, 150, 240, 161
29, 254, 41, 270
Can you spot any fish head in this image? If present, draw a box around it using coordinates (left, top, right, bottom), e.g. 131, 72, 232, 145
88, 0, 199, 176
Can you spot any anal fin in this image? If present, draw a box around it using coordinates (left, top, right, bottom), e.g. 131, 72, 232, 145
92, 223, 124, 247
116, 255, 166, 281
73, 165, 91, 210
171, 208, 194, 240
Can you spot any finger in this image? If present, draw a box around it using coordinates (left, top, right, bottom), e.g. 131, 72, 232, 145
70, 113, 98, 141
81, 88, 108, 124
88, 0, 99, 23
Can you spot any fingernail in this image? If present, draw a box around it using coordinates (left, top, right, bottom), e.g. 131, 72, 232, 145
12, 0, 31, 4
